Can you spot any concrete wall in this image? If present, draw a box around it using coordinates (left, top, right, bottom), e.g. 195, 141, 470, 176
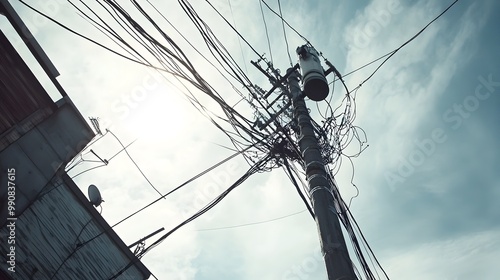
0, 96, 94, 227
0, 175, 148, 279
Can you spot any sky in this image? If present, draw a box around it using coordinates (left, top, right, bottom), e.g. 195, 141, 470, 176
2, 0, 500, 279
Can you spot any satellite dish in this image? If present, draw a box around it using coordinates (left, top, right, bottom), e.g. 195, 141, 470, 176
88, 184, 103, 207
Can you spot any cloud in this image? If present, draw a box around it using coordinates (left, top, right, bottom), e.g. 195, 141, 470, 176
384, 229, 500, 280
344, 0, 488, 178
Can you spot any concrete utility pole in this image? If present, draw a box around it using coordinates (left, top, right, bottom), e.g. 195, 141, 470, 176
286, 45, 356, 280
252, 44, 356, 279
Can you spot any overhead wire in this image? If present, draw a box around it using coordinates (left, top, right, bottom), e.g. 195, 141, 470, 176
21, 0, 292, 167
202, 0, 263, 59
108, 153, 273, 279
48, 140, 264, 280
351, 0, 460, 92
277, 0, 293, 66
227, 0, 249, 73
196, 209, 307, 231
328, 0, 458, 90
315, 2, 460, 226
107, 129, 164, 198
100, 0, 270, 160
147, 154, 272, 251
259, 0, 309, 43
70, 0, 151, 64
174, 1, 278, 149
17, 0, 461, 278
258, 0, 274, 64
16, 0, 170, 72
326, 169, 390, 279
282, 157, 315, 219
76, 138, 266, 250
177, 0, 305, 166
328, 51, 392, 86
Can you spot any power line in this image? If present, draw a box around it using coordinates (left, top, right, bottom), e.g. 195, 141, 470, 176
259, 0, 274, 64
107, 129, 164, 198
21, 0, 280, 166
196, 209, 307, 231
351, 0, 460, 91
146, 155, 272, 253
203, 0, 263, 59
68, 139, 138, 179
108, 154, 272, 279
77, 138, 265, 250
17, 0, 162, 70
47, 141, 263, 280
277, 0, 293, 66
227, 0, 249, 73
329, 51, 392, 86
259, 0, 309, 43
15, 1, 460, 278
282, 158, 315, 219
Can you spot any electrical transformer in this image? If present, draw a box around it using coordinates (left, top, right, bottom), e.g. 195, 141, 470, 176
296, 45, 329, 101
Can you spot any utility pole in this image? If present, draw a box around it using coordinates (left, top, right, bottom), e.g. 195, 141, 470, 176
287, 66, 356, 279
291, 44, 357, 279
252, 44, 356, 279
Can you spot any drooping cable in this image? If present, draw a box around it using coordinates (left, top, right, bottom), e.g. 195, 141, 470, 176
108, 154, 272, 279
282, 157, 315, 219
76, 138, 266, 249
351, 0, 460, 91
47, 141, 264, 280
196, 209, 307, 231
107, 129, 164, 198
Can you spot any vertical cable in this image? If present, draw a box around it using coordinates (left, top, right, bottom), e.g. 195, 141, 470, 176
258, 0, 274, 64
227, 0, 249, 73
277, 0, 293, 66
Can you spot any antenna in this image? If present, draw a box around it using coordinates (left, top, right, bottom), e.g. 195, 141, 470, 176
89, 117, 102, 135
88, 184, 104, 207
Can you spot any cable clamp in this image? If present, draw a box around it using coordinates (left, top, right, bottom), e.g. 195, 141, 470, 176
309, 185, 330, 196
307, 173, 327, 181
322, 242, 342, 256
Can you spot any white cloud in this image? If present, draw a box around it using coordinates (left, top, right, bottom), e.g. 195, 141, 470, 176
384, 229, 500, 280
343, 0, 487, 176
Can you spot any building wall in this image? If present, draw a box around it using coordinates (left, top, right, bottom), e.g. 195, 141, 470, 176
0, 97, 95, 224
1, 6, 150, 279
0, 95, 150, 279
0, 30, 55, 136
0, 175, 148, 280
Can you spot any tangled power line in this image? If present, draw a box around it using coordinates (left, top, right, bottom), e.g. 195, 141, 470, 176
16, 0, 459, 279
